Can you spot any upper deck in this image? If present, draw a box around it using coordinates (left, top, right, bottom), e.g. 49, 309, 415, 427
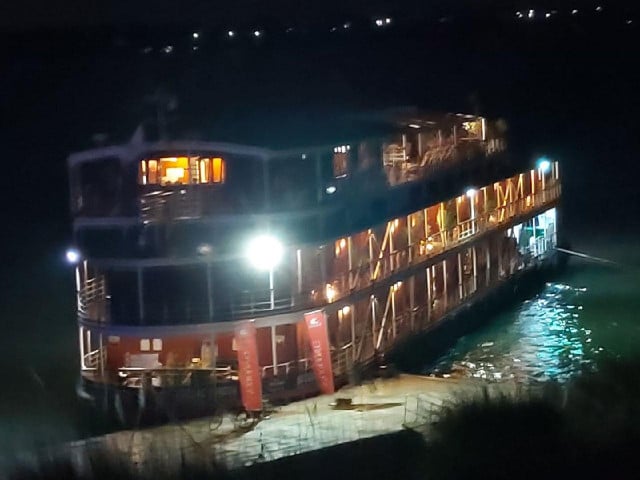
68, 111, 508, 257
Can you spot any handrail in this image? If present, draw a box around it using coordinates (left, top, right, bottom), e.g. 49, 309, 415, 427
81, 183, 559, 324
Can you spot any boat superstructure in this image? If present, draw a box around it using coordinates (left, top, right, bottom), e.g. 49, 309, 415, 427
68, 111, 561, 422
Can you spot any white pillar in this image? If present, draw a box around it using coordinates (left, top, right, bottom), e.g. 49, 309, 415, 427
79, 326, 85, 369
296, 249, 303, 294
269, 268, 275, 310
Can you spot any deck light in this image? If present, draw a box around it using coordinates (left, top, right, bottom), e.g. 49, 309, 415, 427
466, 188, 477, 198
253, 30, 262, 37
192, 32, 200, 39
325, 284, 337, 302
246, 234, 283, 271
197, 243, 212, 256
228, 30, 235, 37
538, 158, 552, 173
326, 185, 337, 194
66, 248, 81, 264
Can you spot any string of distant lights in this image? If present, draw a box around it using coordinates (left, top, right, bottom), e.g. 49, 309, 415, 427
142, 6, 635, 56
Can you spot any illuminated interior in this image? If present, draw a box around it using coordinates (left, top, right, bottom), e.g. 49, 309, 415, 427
139, 156, 226, 186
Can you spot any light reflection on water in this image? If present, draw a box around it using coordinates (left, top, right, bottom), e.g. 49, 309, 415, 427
429, 283, 602, 383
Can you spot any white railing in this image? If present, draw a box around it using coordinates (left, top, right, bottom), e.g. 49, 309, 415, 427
78, 276, 108, 321
83, 347, 107, 371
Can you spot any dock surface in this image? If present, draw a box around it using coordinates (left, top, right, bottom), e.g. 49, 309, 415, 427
60, 374, 518, 473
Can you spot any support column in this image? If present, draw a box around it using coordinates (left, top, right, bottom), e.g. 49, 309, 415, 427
426, 267, 433, 324
472, 246, 478, 293
389, 221, 395, 271
99, 332, 105, 378
424, 208, 429, 240
442, 260, 448, 311
368, 230, 374, 280
296, 249, 303, 294
409, 276, 415, 331
350, 304, 356, 362
370, 295, 377, 349
407, 215, 413, 263
79, 326, 85, 369
271, 325, 278, 375
457, 253, 464, 300
486, 241, 491, 287
137, 267, 144, 324
347, 236, 353, 288
391, 287, 397, 339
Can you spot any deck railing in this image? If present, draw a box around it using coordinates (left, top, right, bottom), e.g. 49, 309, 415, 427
82, 182, 559, 324
78, 276, 109, 322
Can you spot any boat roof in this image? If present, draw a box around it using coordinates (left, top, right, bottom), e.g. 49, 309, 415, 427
68, 107, 484, 166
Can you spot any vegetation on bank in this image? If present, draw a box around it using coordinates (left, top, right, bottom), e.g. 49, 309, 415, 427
7, 359, 640, 480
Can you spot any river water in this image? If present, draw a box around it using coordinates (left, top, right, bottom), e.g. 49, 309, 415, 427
427, 235, 640, 382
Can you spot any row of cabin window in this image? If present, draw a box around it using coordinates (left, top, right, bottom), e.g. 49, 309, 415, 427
140, 338, 163, 351
139, 157, 226, 186
137, 150, 355, 188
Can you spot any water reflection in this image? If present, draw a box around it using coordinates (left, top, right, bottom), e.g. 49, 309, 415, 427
429, 283, 601, 383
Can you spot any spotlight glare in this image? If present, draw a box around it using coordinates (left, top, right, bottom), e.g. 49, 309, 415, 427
245, 235, 283, 271
66, 248, 81, 264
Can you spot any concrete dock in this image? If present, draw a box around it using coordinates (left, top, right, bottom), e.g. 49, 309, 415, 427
60, 374, 519, 474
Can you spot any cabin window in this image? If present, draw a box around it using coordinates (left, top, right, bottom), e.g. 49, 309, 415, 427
148, 160, 158, 184
212, 157, 225, 183
332, 146, 350, 177
140, 339, 150, 351
139, 156, 226, 185
199, 158, 210, 183
152, 338, 163, 351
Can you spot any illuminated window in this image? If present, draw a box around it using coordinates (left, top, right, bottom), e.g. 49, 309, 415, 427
152, 338, 163, 351
160, 157, 189, 185
140, 339, 150, 351
139, 161, 147, 185
199, 158, 210, 183
332, 146, 349, 177
140, 156, 225, 185
212, 157, 225, 183
147, 160, 158, 184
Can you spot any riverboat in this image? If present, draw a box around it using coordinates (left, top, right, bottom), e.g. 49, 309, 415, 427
67, 109, 561, 424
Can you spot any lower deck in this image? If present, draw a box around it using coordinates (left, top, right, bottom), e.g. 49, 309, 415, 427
78, 204, 559, 416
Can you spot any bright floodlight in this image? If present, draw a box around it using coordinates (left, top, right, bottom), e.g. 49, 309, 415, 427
538, 158, 552, 173
66, 248, 81, 264
466, 188, 477, 197
246, 235, 283, 271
